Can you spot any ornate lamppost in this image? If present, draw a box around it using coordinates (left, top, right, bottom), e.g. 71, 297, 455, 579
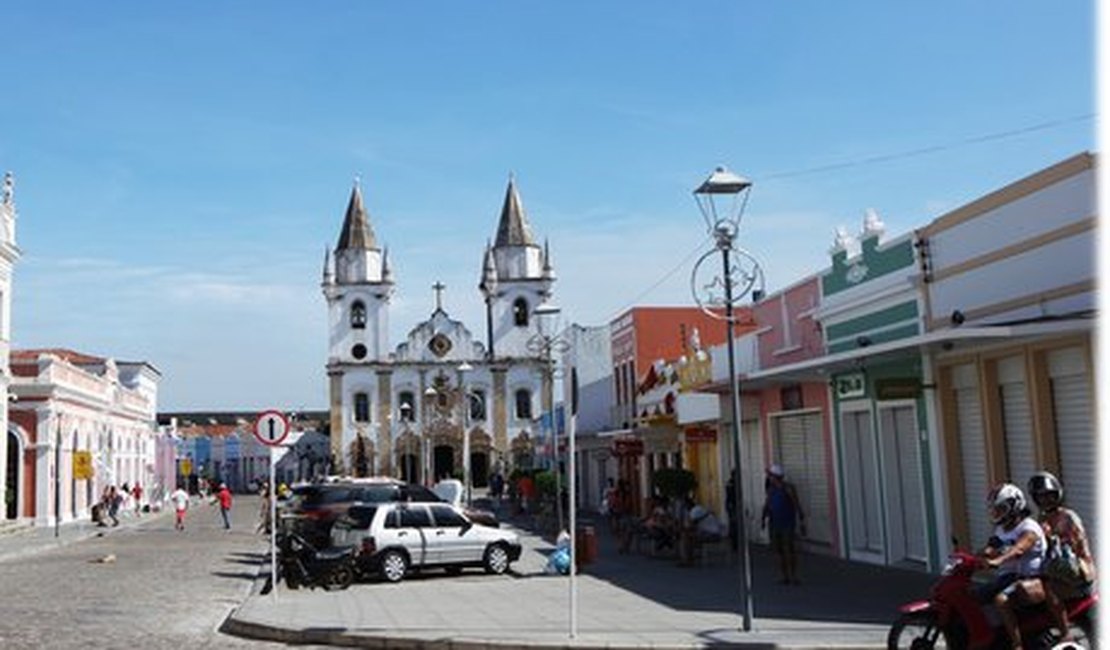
689, 165, 764, 632
527, 303, 569, 532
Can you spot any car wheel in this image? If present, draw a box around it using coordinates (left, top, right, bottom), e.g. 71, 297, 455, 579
483, 543, 511, 575
379, 550, 408, 583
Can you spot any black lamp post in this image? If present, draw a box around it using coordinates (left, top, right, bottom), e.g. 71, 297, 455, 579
690, 165, 764, 633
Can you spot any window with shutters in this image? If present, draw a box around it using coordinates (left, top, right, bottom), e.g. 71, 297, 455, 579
354, 392, 370, 423
515, 389, 532, 419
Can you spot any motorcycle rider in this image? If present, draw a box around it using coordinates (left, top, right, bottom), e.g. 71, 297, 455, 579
979, 483, 1047, 650
1027, 470, 1095, 642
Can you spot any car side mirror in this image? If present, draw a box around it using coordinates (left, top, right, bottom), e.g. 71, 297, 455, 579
460, 521, 473, 535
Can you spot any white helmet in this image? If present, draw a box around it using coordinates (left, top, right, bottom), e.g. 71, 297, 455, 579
987, 483, 1026, 525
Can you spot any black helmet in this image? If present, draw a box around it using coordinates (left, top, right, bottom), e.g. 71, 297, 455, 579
1027, 471, 1064, 511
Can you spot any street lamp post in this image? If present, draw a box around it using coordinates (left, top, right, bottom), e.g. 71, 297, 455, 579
690, 165, 764, 633
456, 361, 481, 506
528, 303, 569, 532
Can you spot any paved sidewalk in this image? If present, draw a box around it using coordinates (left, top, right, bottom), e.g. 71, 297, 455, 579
223, 501, 936, 649
0, 501, 175, 564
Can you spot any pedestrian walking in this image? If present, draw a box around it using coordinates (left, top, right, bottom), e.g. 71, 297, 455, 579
257, 485, 272, 535
131, 483, 143, 516
761, 464, 806, 585
170, 485, 189, 531
107, 485, 122, 527
216, 483, 233, 530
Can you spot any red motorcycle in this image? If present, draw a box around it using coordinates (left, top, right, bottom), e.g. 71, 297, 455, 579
888, 550, 1097, 649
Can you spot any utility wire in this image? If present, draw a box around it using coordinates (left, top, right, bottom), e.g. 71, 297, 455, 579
602, 233, 713, 325
760, 113, 1095, 181
588, 113, 1095, 328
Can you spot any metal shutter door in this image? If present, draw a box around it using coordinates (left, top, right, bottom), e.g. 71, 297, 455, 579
742, 418, 766, 544
953, 364, 991, 549
997, 356, 1036, 484
1048, 348, 1095, 550
881, 405, 927, 563
801, 413, 831, 545
843, 410, 882, 554
773, 414, 831, 546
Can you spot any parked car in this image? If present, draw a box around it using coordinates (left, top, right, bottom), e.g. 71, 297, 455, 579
330, 501, 522, 583
281, 477, 498, 546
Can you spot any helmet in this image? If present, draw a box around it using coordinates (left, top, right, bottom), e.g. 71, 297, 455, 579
767, 464, 785, 479
1027, 471, 1064, 511
987, 483, 1026, 525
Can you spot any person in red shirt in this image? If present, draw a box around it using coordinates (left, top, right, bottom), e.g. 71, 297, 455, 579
216, 483, 233, 530
131, 483, 143, 516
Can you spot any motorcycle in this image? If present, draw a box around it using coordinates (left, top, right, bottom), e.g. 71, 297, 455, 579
277, 531, 357, 591
888, 549, 1097, 649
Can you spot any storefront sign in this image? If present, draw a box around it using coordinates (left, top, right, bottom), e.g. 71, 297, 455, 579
875, 377, 922, 400
72, 451, 94, 480
611, 438, 644, 456
836, 372, 866, 399
684, 426, 717, 443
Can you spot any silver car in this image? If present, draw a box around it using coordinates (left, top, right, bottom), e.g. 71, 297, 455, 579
331, 501, 522, 583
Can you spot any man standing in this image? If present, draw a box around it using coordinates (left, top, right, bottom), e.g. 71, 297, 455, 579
170, 485, 190, 531
761, 464, 805, 585
216, 483, 233, 530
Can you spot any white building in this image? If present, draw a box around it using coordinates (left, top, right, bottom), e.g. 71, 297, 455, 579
9, 350, 161, 525
322, 178, 557, 486
0, 172, 20, 521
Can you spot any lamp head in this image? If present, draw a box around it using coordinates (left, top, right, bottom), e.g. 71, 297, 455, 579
693, 165, 752, 233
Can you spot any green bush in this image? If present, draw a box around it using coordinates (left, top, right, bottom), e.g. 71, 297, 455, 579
533, 470, 557, 498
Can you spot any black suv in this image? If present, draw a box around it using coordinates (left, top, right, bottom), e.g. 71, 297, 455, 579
281, 478, 497, 546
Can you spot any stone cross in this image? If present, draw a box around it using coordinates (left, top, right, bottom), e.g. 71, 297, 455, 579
432, 281, 446, 311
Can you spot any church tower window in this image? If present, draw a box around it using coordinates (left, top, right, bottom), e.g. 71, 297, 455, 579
399, 391, 415, 422
513, 298, 529, 327
514, 389, 532, 419
351, 344, 367, 360
350, 300, 367, 329
354, 392, 370, 422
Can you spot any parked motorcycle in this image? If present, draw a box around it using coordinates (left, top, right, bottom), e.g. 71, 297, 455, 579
277, 531, 357, 591
888, 549, 1097, 649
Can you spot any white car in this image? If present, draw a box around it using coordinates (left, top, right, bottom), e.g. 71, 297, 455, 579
331, 501, 522, 583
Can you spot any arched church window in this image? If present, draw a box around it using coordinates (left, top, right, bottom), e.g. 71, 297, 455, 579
398, 391, 415, 422
469, 389, 487, 421
350, 300, 367, 329
513, 298, 529, 327
514, 389, 532, 420
354, 392, 370, 423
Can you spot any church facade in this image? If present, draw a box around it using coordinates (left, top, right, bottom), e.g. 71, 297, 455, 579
321, 178, 557, 486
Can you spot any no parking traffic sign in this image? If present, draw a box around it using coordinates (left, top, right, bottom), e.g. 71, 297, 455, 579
254, 409, 290, 446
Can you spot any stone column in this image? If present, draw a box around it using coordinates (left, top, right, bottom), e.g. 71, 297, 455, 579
376, 369, 393, 476
328, 370, 344, 475
492, 368, 508, 460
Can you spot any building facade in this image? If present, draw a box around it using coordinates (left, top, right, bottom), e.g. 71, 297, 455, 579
322, 178, 556, 484
9, 350, 161, 525
0, 172, 20, 521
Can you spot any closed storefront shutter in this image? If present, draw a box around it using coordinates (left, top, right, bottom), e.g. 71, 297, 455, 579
997, 356, 1036, 485
773, 413, 831, 546
1048, 347, 1095, 550
952, 363, 991, 549
880, 405, 927, 564
741, 418, 766, 544
842, 408, 883, 557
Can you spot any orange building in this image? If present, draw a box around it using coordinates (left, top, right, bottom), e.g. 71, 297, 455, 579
608, 306, 754, 515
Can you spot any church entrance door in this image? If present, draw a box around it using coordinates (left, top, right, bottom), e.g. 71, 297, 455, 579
433, 445, 455, 482
471, 452, 489, 488
6, 431, 19, 519
400, 454, 419, 484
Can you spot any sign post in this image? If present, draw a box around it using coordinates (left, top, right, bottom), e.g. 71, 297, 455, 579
254, 410, 290, 600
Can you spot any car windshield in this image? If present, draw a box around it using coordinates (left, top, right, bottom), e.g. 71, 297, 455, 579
336, 505, 377, 529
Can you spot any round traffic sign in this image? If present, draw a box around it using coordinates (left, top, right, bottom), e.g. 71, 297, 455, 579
254, 410, 290, 446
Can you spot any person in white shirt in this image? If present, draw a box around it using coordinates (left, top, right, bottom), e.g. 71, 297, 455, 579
979, 483, 1048, 650
170, 486, 190, 531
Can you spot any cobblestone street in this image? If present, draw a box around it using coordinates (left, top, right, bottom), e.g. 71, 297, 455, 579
0, 496, 310, 649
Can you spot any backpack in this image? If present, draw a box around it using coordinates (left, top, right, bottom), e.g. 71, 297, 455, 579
1043, 534, 1085, 587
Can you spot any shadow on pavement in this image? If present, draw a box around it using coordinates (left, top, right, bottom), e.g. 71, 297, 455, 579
212, 570, 261, 581
503, 506, 933, 626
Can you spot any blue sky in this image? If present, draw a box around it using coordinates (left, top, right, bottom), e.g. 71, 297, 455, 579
0, 2, 1095, 411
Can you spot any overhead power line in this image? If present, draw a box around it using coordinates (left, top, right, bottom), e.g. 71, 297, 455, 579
589, 113, 1096, 328
761, 113, 1096, 181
